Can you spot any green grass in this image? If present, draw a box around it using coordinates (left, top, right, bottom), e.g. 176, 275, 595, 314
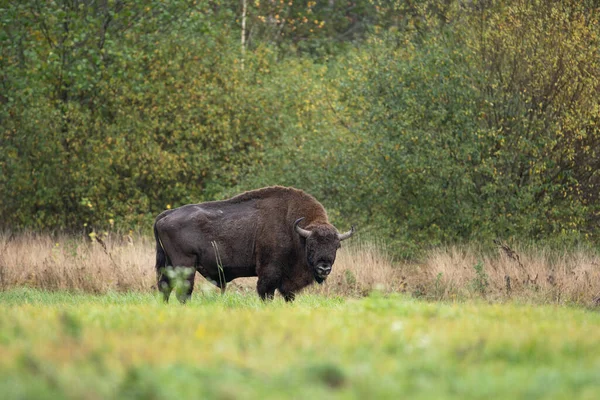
1, 288, 600, 399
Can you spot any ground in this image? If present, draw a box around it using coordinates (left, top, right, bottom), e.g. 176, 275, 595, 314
1, 288, 599, 399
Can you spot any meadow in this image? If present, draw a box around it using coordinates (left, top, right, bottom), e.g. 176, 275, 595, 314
1, 288, 600, 400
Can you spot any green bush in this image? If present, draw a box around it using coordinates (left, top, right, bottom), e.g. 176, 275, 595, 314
1, 0, 283, 230
235, 0, 600, 256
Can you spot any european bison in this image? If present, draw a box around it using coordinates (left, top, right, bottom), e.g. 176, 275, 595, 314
153, 186, 354, 302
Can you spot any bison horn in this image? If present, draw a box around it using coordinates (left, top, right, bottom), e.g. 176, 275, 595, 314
294, 217, 312, 238
338, 226, 355, 241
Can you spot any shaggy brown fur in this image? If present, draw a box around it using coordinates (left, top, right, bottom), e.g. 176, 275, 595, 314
154, 186, 354, 302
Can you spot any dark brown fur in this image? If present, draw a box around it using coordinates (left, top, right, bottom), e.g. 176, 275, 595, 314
154, 186, 354, 302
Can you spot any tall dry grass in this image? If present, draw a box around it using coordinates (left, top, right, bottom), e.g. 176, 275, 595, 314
309, 240, 404, 297
0, 232, 399, 296
422, 243, 600, 305
0, 232, 154, 293
1, 232, 599, 305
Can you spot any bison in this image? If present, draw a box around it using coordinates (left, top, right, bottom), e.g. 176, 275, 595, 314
153, 186, 354, 302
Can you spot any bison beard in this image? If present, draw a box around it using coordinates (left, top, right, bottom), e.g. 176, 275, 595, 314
153, 186, 354, 303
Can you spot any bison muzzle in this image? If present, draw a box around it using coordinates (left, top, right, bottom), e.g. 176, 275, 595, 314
154, 186, 354, 303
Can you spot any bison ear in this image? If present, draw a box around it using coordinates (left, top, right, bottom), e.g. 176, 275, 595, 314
294, 217, 312, 238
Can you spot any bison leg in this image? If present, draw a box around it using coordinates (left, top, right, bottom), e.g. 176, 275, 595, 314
278, 280, 298, 303
257, 277, 276, 301
157, 268, 172, 303
282, 292, 296, 303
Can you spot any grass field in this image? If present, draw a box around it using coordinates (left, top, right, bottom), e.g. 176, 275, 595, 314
1, 288, 600, 399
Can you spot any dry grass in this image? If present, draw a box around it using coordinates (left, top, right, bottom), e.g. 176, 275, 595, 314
421, 242, 600, 306
308, 240, 404, 297
0, 232, 399, 297
0, 232, 154, 293
1, 232, 599, 305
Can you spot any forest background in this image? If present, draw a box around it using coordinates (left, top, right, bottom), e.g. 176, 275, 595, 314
2, 0, 600, 258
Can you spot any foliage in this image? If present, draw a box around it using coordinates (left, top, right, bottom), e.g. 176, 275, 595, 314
241, 0, 378, 57
238, 0, 600, 255
1, 0, 282, 230
468, 0, 600, 239
2, 0, 600, 254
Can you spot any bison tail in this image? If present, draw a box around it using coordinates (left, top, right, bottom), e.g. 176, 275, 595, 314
154, 223, 170, 270
154, 223, 171, 302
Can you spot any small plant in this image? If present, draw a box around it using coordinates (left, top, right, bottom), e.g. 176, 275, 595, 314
0, 262, 5, 290
165, 267, 195, 301
344, 269, 357, 287
307, 363, 346, 389
60, 312, 82, 340
505, 275, 512, 297
412, 283, 426, 299
433, 272, 445, 300
471, 261, 489, 297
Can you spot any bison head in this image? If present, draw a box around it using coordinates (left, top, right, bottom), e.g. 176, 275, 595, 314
294, 217, 354, 283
